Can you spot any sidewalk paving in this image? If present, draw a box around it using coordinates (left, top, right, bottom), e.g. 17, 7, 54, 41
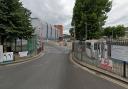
0, 52, 44, 65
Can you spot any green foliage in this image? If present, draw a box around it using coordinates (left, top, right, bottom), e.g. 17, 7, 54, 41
69, 28, 74, 37
72, 0, 112, 40
103, 25, 125, 38
0, 0, 33, 44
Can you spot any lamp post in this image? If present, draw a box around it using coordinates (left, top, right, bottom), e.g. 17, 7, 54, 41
112, 29, 114, 39
55, 28, 56, 41
46, 23, 49, 42
50, 24, 52, 40
73, 23, 76, 41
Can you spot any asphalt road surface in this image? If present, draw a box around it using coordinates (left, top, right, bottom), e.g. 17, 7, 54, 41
0, 43, 126, 89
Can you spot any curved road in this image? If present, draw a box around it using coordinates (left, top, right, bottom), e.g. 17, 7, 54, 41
0, 43, 126, 89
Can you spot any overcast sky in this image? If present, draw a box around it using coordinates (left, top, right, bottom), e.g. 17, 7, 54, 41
21, 0, 128, 34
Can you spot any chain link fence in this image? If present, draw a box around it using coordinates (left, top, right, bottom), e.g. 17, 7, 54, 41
1, 35, 44, 62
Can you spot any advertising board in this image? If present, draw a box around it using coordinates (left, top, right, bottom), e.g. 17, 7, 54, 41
111, 45, 128, 62
19, 51, 28, 57
3, 52, 13, 62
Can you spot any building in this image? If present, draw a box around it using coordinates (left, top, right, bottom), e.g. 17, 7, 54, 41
31, 18, 61, 40
125, 28, 128, 38
54, 25, 64, 37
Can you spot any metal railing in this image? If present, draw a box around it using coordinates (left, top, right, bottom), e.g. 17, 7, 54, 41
72, 40, 128, 79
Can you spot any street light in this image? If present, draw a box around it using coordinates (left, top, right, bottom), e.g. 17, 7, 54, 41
46, 23, 49, 42
112, 29, 114, 39
55, 28, 57, 41
85, 22, 87, 41
50, 24, 53, 40
72, 26, 75, 41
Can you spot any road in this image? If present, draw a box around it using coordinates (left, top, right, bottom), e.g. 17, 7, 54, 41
0, 43, 126, 89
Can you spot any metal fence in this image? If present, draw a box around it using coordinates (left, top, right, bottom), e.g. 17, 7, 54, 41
72, 40, 128, 79
3, 35, 44, 57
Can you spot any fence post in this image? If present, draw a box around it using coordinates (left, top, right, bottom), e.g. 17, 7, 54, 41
81, 50, 83, 61
108, 40, 111, 57
72, 42, 74, 52
14, 39, 17, 53
123, 61, 126, 78
21, 38, 22, 52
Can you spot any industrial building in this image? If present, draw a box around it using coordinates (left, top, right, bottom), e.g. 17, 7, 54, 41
54, 25, 64, 37
31, 18, 62, 41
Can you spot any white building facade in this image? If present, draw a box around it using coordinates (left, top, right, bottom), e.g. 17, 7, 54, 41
31, 18, 61, 41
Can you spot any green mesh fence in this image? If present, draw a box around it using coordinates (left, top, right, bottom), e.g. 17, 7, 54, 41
27, 35, 37, 55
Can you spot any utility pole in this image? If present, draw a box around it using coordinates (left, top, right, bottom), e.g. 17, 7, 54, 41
85, 22, 88, 40
56, 29, 58, 40
55, 28, 56, 40
73, 23, 76, 41
46, 23, 48, 42
74, 27, 75, 40
51, 25, 52, 40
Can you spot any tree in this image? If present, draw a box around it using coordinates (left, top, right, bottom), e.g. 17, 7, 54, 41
69, 28, 74, 37
0, 0, 9, 45
103, 25, 125, 38
115, 25, 125, 38
72, 0, 112, 40
103, 26, 114, 38
0, 0, 33, 45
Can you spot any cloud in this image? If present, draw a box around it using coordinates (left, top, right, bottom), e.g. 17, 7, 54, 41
106, 0, 128, 27
21, 0, 75, 34
21, 0, 128, 34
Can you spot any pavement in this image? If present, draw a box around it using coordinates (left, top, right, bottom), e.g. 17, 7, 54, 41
0, 51, 43, 65
0, 43, 126, 89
